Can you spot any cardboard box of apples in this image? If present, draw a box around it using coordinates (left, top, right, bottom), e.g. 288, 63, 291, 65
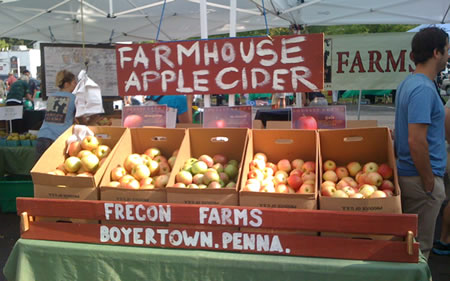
100, 128, 186, 203
240, 129, 318, 210
318, 127, 402, 214
166, 128, 248, 206
31, 126, 127, 200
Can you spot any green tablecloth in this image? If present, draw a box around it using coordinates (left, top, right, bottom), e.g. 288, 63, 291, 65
3, 239, 431, 281
0, 146, 36, 176
342, 90, 392, 98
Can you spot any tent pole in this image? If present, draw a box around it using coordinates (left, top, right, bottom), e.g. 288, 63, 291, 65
200, 0, 211, 108
357, 89, 362, 120
228, 0, 237, 106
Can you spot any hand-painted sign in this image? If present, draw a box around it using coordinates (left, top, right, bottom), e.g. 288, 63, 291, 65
116, 34, 324, 96
203, 106, 252, 128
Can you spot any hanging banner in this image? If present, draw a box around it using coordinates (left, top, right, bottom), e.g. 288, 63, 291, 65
324, 32, 415, 90
203, 106, 253, 128
116, 34, 324, 96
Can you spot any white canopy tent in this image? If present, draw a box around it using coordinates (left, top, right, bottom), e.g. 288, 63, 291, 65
250, 0, 450, 26
0, 0, 287, 43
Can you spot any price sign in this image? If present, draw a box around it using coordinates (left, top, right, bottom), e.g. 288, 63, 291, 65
0, 105, 23, 120
291, 106, 346, 129
203, 106, 252, 128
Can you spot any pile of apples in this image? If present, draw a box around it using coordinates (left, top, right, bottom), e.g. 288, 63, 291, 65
242, 152, 316, 194
321, 160, 395, 199
107, 148, 177, 189
49, 136, 110, 177
173, 154, 239, 189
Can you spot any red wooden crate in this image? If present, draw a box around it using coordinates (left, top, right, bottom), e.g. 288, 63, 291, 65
16, 197, 418, 263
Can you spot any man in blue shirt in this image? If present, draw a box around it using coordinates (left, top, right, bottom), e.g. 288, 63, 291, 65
144, 95, 191, 123
395, 27, 449, 259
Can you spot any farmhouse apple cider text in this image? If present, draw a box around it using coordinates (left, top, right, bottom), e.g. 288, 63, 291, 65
100, 203, 288, 253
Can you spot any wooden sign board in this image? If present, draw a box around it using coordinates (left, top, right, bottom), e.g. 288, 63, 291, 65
292, 106, 346, 129
115, 34, 324, 96
203, 106, 252, 128
17, 198, 419, 263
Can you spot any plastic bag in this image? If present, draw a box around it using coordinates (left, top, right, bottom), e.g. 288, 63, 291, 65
73, 70, 104, 117
65, 124, 94, 154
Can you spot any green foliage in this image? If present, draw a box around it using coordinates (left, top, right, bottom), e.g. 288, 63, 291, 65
0, 37, 34, 50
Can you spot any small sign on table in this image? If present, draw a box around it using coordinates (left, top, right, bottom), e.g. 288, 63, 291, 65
0, 105, 23, 121
291, 106, 346, 129
203, 106, 252, 128
122, 105, 177, 128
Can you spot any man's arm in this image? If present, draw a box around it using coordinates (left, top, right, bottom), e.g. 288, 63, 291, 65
445, 107, 450, 142
408, 123, 435, 192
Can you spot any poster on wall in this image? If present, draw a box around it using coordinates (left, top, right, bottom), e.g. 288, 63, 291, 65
291, 106, 346, 129
203, 106, 252, 128
116, 34, 324, 96
324, 32, 415, 90
122, 105, 177, 128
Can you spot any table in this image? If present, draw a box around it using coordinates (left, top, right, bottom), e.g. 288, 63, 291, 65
3, 239, 431, 281
0, 146, 36, 176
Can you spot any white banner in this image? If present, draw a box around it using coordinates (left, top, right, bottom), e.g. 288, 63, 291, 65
324, 32, 415, 90
0, 105, 23, 120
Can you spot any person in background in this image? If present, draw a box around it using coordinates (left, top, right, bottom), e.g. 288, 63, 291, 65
35, 70, 77, 161
6, 71, 16, 91
433, 100, 450, 256
22, 69, 39, 98
0, 79, 6, 99
144, 95, 191, 123
6, 74, 32, 133
394, 27, 449, 259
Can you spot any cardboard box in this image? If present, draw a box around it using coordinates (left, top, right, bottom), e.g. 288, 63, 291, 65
167, 128, 249, 206
266, 121, 291, 129
318, 127, 401, 214
347, 120, 378, 128
100, 128, 186, 203
240, 129, 318, 210
31, 126, 127, 199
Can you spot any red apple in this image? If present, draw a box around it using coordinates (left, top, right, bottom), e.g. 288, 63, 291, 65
321, 184, 336, 196
297, 183, 314, 194
321, 181, 336, 189
203, 170, 220, 185
378, 163, 393, 179
350, 193, 364, 199
139, 177, 153, 187
248, 169, 264, 181
215, 119, 226, 128
301, 161, 315, 173
382, 189, 394, 197
172, 183, 186, 188
144, 147, 161, 159
176, 170, 193, 185
198, 154, 214, 167
291, 159, 305, 170
341, 177, 358, 188
119, 175, 136, 186
346, 162, 362, 177
153, 155, 167, 164
323, 160, 336, 171
111, 166, 127, 181
275, 183, 289, 193
277, 159, 292, 173
123, 114, 143, 128
68, 141, 82, 157
380, 179, 395, 192
154, 174, 169, 188
301, 171, 315, 182
266, 162, 278, 174
107, 181, 121, 188
287, 174, 303, 191
242, 179, 261, 192
123, 179, 140, 189
249, 159, 265, 171
219, 172, 230, 185
359, 184, 377, 198
212, 163, 224, 173
77, 150, 93, 159
335, 167, 349, 179
81, 135, 99, 151
208, 181, 222, 189
296, 116, 317, 130
263, 167, 274, 178
290, 169, 303, 177
370, 190, 387, 198
188, 184, 200, 189
365, 172, 383, 187
261, 184, 276, 193
168, 156, 177, 169
274, 170, 288, 184
332, 190, 349, 198
213, 154, 227, 165
341, 186, 356, 197
193, 174, 204, 185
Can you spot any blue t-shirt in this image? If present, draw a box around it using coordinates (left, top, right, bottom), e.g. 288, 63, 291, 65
38, 91, 76, 140
394, 73, 446, 177
148, 95, 188, 115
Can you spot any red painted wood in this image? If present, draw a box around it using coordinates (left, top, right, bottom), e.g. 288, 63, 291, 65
16, 198, 417, 236
115, 34, 324, 96
21, 221, 419, 263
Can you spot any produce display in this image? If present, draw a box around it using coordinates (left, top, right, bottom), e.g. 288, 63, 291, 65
107, 148, 177, 189
321, 160, 395, 198
242, 152, 316, 194
49, 136, 110, 177
173, 154, 239, 189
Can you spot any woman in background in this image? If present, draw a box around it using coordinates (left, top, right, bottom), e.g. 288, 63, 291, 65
35, 70, 77, 161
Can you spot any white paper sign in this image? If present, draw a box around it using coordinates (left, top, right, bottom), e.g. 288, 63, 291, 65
0, 106, 23, 120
